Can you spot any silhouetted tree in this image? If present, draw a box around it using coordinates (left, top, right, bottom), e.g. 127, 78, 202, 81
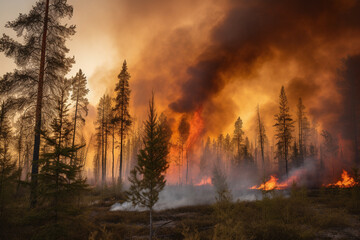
0, 0, 75, 207
127, 94, 169, 240
70, 69, 89, 165
257, 105, 267, 170
37, 79, 87, 236
233, 117, 244, 164
274, 86, 294, 177
113, 60, 132, 183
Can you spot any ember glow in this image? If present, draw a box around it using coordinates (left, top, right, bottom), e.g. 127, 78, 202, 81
195, 177, 212, 186
326, 170, 356, 188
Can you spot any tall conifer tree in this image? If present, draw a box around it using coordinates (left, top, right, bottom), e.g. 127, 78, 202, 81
70, 69, 89, 164
113, 60, 132, 183
0, 0, 75, 207
127, 94, 170, 240
274, 86, 294, 176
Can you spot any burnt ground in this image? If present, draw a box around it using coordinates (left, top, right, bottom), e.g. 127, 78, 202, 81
86, 187, 360, 240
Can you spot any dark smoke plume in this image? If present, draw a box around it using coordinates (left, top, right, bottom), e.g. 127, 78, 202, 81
169, 0, 360, 130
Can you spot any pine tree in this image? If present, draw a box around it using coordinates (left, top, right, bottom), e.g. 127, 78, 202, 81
37, 78, 87, 237
127, 94, 170, 240
233, 117, 244, 164
274, 86, 294, 177
113, 60, 132, 183
70, 69, 89, 165
0, 0, 75, 207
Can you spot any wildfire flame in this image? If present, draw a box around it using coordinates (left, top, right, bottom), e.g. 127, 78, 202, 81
326, 170, 356, 188
250, 175, 299, 191
185, 108, 204, 151
195, 177, 212, 186
250, 176, 278, 191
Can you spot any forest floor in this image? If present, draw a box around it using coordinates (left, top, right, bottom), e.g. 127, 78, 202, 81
86, 187, 360, 240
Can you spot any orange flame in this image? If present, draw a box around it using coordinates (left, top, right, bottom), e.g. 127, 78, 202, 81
250, 175, 278, 191
185, 108, 204, 151
195, 177, 212, 186
250, 175, 299, 191
326, 170, 356, 188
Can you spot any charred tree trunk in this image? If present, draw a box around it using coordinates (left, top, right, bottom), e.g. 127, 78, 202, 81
30, 0, 50, 208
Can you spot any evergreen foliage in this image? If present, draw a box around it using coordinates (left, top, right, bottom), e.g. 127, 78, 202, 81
113, 60, 132, 183
127, 94, 170, 239
274, 86, 294, 176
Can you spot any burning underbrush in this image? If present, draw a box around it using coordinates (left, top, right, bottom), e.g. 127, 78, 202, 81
325, 170, 357, 188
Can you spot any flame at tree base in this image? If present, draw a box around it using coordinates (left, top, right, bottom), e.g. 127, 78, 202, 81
250, 175, 299, 191
326, 170, 356, 188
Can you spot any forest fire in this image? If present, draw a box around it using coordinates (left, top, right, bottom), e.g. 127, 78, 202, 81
250, 175, 299, 191
326, 170, 356, 188
195, 177, 212, 186
1, 0, 360, 238
185, 108, 204, 151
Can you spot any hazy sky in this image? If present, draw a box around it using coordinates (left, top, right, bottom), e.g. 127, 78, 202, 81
1, 0, 360, 140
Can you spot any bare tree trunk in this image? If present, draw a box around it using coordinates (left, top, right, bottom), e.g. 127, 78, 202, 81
70, 88, 80, 165
30, 0, 50, 208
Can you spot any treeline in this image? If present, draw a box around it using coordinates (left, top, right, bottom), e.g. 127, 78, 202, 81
196, 86, 341, 181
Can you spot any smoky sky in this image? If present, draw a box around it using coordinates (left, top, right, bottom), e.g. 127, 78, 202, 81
168, 0, 360, 135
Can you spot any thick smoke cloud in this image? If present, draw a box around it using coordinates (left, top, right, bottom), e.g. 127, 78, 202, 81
75, 0, 360, 169
169, 0, 360, 136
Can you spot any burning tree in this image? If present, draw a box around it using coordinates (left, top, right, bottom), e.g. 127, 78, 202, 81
127, 94, 170, 240
274, 86, 294, 177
